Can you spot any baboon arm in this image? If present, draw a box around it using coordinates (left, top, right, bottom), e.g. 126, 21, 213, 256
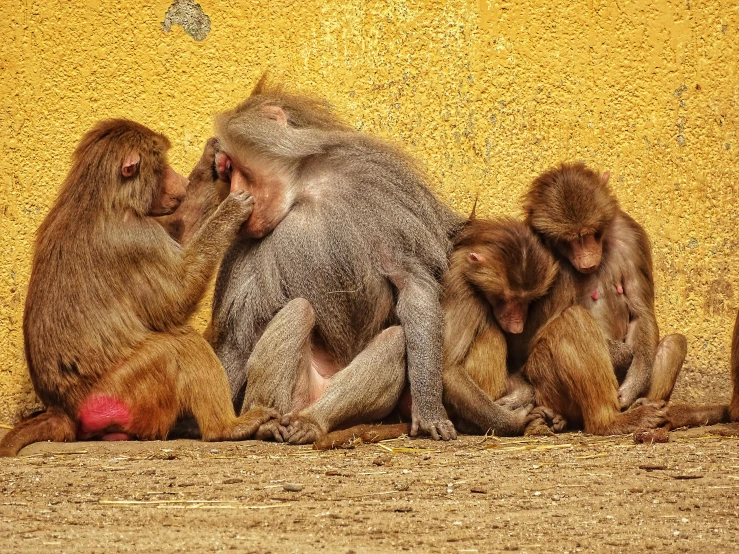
621, 277, 659, 400
394, 274, 453, 438
615, 215, 659, 404
113, 199, 246, 328
443, 364, 527, 437
441, 286, 486, 368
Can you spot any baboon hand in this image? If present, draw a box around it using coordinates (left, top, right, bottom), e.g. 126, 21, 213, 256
194, 137, 220, 174
215, 190, 254, 228
226, 406, 280, 440
411, 411, 457, 441
525, 405, 566, 432
507, 404, 534, 434
280, 412, 325, 445
254, 418, 288, 442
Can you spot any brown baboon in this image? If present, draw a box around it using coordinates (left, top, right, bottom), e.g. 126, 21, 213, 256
318, 217, 664, 447
440, 217, 553, 434
524, 162, 687, 408
209, 77, 464, 444
0, 120, 275, 457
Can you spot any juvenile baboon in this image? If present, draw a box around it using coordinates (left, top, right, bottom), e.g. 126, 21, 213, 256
524, 162, 687, 408
0, 120, 275, 457
209, 77, 464, 443
440, 217, 553, 434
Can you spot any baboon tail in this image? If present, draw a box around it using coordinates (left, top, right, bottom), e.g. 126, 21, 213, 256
314, 423, 411, 450
665, 403, 729, 430
0, 407, 76, 457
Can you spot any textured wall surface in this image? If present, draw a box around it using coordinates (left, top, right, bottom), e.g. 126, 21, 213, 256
1, 0, 737, 423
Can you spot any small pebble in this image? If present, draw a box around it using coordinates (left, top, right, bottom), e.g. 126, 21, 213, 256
283, 483, 304, 492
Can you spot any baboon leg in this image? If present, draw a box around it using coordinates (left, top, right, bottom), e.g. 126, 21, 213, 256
241, 298, 315, 417
668, 311, 739, 427
173, 330, 277, 440
525, 307, 664, 435
281, 326, 407, 445
730, 397, 739, 423
647, 334, 687, 402
608, 339, 634, 382
96, 330, 275, 441
730, 310, 739, 422
0, 407, 76, 457
444, 365, 529, 436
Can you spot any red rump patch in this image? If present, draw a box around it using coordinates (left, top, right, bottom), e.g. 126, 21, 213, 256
77, 394, 132, 440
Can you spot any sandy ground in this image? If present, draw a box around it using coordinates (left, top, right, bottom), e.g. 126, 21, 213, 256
1, 425, 738, 554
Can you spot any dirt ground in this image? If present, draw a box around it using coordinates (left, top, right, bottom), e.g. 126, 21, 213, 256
1, 425, 739, 554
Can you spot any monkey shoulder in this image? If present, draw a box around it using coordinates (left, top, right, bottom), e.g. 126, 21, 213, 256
605, 212, 651, 257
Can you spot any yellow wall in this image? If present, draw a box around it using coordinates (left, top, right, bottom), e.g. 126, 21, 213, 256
1, 0, 737, 423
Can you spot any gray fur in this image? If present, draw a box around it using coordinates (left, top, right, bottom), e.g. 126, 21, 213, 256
210, 95, 462, 433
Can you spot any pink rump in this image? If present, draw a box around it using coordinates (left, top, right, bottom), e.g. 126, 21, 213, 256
77, 394, 132, 440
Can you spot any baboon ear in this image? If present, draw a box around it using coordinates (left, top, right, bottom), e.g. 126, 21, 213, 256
121, 152, 140, 177
601, 171, 610, 185
469, 252, 485, 263
261, 105, 288, 125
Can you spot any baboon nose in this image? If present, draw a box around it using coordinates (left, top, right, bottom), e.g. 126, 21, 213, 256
507, 321, 524, 334
577, 257, 600, 273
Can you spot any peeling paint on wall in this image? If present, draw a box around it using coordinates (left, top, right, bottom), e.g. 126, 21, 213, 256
161, 0, 211, 41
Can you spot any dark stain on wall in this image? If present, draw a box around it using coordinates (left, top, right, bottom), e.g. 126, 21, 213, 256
704, 278, 734, 315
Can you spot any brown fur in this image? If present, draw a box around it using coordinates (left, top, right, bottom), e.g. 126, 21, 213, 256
441, 218, 556, 435
525, 163, 618, 242
209, 76, 463, 444
732, 308, 739, 421
525, 162, 686, 408
313, 423, 412, 450
511, 272, 666, 435
0, 120, 275, 457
